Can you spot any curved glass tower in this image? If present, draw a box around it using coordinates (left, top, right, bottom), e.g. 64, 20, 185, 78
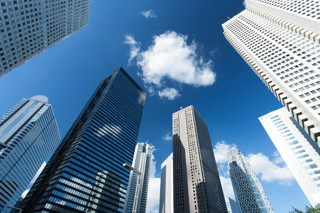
17, 67, 146, 212
228, 149, 273, 213
0, 95, 61, 212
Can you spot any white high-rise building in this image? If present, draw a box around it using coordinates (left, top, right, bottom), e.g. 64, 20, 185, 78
222, 0, 320, 146
159, 153, 174, 213
0, 95, 61, 212
172, 106, 227, 213
259, 107, 320, 207
0, 0, 91, 77
228, 149, 274, 213
123, 143, 153, 213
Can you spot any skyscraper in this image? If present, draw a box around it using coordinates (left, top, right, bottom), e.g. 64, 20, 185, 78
0, 95, 61, 212
259, 107, 320, 207
228, 149, 273, 213
123, 143, 153, 213
226, 197, 240, 213
0, 0, 90, 77
172, 105, 227, 213
159, 153, 174, 213
17, 67, 146, 212
222, 0, 320, 145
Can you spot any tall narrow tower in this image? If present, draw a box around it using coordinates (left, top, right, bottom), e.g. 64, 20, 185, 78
259, 108, 320, 207
123, 143, 153, 213
228, 149, 273, 213
0, 0, 91, 77
17, 67, 146, 212
159, 153, 174, 213
0, 95, 61, 212
172, 105, 227, 213
222, 0, 320, 146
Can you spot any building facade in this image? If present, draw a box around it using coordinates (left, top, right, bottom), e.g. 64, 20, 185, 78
0, 0, 90, 77
0, 95, 61, 212
222, 0, 320, 146
172, 106, 227, 213
159, 153, 174, 213
259, 107, 320, 207
16, 67, 146, 212
123, 143, 153, 213
228, 149, 273, 213
226, 197, 240, 213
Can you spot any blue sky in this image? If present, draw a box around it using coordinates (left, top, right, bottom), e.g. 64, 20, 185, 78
0, 0, 311, 212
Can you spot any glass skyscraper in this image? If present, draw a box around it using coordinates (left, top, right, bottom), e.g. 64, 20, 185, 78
228, 149, 273, 213
16, 67, 146, 212
0, 95, 61, 212
123, 143, 153, 213
0, 0, 90, 77
172, 106, 227, 213
226, 197, 240, 213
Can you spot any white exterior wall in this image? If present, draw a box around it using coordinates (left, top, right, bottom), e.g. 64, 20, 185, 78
0, 0, 90, 77
259, 107, 320, 207
159, 153, 174, 213
246, 0, 320, 37
123, 143, 153, 213
222, 0, 320, 146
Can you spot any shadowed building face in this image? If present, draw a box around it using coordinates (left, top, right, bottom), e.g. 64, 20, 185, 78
172, 105, 227, 213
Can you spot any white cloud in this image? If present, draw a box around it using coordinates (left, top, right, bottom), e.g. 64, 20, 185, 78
247, 153, 294, 185
124, 35, 141, 65
214, 141, 236, 199
125, 31, 216, 100
141, 10, 157, 19
158, 88, 180, 100
95, 124, 121, 138
273, 151, 284, 164
137, 31, 215, 87
163, 132, 172, 141
213, 141, 237, 164
220, 176, 235, 200
146, 153, 161, 213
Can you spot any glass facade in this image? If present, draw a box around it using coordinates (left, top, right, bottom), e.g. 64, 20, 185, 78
0, 95, 61, 212
228, 149, 273, 213
16, 67, 146, 212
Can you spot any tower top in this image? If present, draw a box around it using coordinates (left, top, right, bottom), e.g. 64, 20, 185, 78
30, 95, 49, 103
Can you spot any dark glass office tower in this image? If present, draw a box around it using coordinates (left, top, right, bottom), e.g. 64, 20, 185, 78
172, 106, 227, 213
17, 67, 146, 212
